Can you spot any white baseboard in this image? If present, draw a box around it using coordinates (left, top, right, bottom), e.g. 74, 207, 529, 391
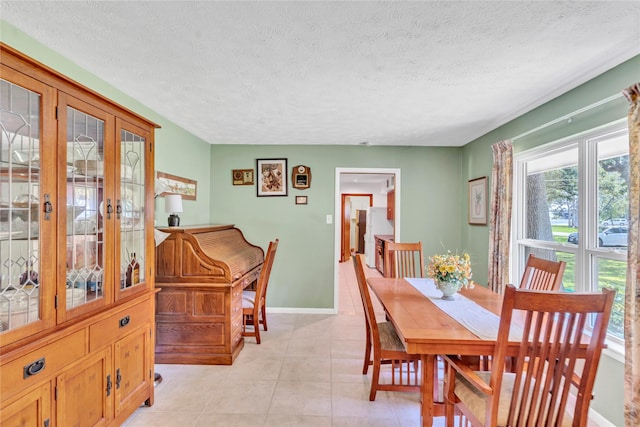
567, 390, 616, 426
587, 409, 616, 427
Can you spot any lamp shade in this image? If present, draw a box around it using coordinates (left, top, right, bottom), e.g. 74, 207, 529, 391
164, 194, 183, 214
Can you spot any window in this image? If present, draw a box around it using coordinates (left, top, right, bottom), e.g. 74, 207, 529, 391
513, 121, 628, 345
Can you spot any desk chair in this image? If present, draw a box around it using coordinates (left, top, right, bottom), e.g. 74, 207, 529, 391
353, 254, 420, 401
443, 284, 614, 427
383, 241, 424, 278
242, 239, 278, 344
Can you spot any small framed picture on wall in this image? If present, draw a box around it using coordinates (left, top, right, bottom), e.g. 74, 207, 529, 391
468, 176, 487, 225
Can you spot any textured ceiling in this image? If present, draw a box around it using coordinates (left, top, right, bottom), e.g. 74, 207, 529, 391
1, 1, 639, 147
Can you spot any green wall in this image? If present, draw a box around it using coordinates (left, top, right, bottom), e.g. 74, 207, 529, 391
210, 144, 464, 309
460, 54, 639, 427
0, 21, 213, 227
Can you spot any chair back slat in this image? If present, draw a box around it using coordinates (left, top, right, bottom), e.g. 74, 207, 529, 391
519, 254, 566, 291
384, 241, 424, 278
493, 285, 614, 427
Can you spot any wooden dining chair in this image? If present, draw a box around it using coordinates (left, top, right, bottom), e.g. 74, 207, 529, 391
242, 239, 278, 344
483, 254, 568, 371
352, 254, 421, 400
519, 253, 566, 291
443, 284, 615, 427
383, 241, 424, 278
477, 253, 568, 370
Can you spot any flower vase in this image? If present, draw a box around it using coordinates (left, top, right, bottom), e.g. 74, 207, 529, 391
436, 280, 459, 301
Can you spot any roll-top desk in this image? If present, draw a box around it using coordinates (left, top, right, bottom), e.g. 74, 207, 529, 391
154, 224, 264, 364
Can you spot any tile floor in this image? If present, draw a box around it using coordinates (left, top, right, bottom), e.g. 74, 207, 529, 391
123, 260, 430, 427
123, 260, 601, 427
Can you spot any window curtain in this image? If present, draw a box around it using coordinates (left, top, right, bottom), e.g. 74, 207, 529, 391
624, 83, 640, 426
487, 140, 513, 294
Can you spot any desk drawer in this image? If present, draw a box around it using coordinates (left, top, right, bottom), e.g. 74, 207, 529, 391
1, 329, 86, 402
90, 300, 152, 351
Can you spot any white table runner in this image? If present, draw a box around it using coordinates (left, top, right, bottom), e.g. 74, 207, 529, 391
404, 278, 521, 341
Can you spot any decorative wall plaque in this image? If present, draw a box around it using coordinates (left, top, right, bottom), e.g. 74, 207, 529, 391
291, 165, 311, 190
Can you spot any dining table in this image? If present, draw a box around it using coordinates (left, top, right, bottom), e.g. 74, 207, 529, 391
366, 276, 509, 427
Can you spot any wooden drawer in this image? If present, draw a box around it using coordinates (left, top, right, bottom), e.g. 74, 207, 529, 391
89, 300, 152, 352
239, 267, 261, 289
1, 329, 86, 403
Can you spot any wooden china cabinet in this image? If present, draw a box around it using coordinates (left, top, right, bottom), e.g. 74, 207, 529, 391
0, 44, 158, 427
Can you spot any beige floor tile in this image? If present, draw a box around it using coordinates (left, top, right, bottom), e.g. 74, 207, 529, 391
121, 410, 201, 427
194, 413, 266, 427
286, 336, 332, 358
240, 331, 293, 358
331, 381, 396, 418
151, 377, 219, 412
331, 338, 367, 359
332, 416, 401, 427
268, 381, 332, 416
278, 356, 331, 382
331, 357, 371, 384
201, 379, 277, 415
331, 323, 364, 341
227, 355, 284, 381
155, 363, 230, 382
291, 319, 334, 340
264, 414, 332, 427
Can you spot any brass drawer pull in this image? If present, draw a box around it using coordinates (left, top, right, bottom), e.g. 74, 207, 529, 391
23, 357, 46, 378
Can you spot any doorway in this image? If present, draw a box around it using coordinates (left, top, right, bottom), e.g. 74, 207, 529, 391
334, 167, 401, 311
340, 194, 373, 262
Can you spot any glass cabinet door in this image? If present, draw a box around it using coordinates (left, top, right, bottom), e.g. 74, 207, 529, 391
0, 70, 56, 338
118, 125, 147, 295
60, 95, 112, 318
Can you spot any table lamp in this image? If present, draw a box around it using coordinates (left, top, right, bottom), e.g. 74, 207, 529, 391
164, 194, 183, 226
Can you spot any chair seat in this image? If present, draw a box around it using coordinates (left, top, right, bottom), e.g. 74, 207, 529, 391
378, 321, 406, 352
454, 371, 572, 427
242, 290, 256, 304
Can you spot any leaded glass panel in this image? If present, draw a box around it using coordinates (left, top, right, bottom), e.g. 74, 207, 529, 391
0, 79, 42, 331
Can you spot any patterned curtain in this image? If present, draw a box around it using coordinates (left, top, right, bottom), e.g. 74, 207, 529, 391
487, 140, 513, 294
624, 83, 640, 426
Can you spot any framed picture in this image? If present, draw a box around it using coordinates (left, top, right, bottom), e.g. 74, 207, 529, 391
157, 171, 197, 200
295, 196, 308, 205
257, 158, 287, 197
468, 176, 488, 225
232, 169, 254, 185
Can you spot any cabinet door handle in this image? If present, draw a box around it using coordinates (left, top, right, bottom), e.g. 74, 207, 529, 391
23, 357, 46, 378
106, 374, 112, 396
106, 199, 113, 219
116, 368, 122, 389
116, 199, 122, 219
43, 194, 53, 221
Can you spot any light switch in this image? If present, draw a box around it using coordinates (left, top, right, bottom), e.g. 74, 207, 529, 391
326, 214, 333, 224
